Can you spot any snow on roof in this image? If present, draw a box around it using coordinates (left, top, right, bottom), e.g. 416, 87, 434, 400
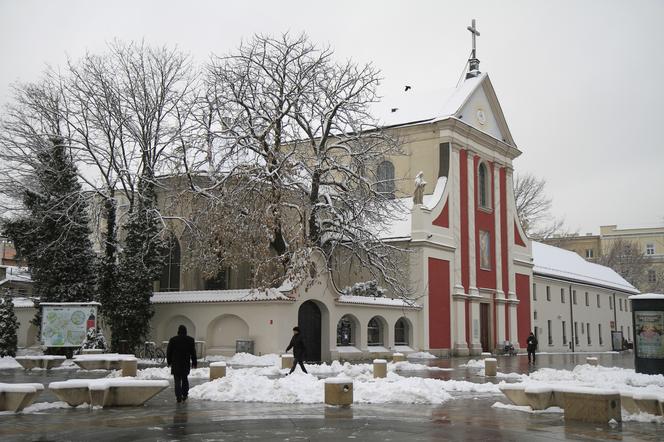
10, 297, 35, 308
532, 241, 639, 294
628, 293, 664, 300
336, 294, 420, 309
151, 288, 294, 304
375, 177, 447, 240
373, 74, 486, 128
0, 266, 32, 286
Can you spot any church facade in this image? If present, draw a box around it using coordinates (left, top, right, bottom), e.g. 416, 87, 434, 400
12, 58, 638, 360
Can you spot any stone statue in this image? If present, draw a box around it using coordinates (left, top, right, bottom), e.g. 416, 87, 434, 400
413, 171, 426, 205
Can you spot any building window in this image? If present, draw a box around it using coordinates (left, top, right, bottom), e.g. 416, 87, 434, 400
619, 298, 623, 311
337, 315, 356, 346
573, 290, 577, 305
546, 286, 551, 301
598, 324, 603, 346
534, 310, 537, 320
478, 162, 491, 209
585, 292, 589, 306
394, 318, 410, 345
561, 288, 565, 303
547, 320, 553, 345
158, 234, 181, 292
587, 323, 591, 345
562, 321, 567, 345
376, 160, 395, 198
439, 142, 450, 178
533, 283, 537, 301
596, 294, 600, 308
585, 249, 594, 258
574, 322, 579, 345
628, 326, 631, 341
205, 267, 230, 290
479, 230, 491, 270
648, 270, 657, 283
581, 322, 585, 335
367, 317, 384, 346
610, 296, 613, 310
646, 244, 655, 255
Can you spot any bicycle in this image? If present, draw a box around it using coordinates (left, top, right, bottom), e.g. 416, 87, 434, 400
136, 341, 166, 364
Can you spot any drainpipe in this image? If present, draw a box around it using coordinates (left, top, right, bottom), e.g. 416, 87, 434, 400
612, 292, 617, 333
569, 284, 575, 353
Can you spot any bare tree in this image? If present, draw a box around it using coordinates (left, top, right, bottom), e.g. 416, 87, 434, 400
513, 172, 570, 239
183, 33, 410, 296
597, 238, 650, 290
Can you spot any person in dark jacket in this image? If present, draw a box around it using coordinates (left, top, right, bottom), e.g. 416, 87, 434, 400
167, 325, 198, 402
527, 331, 538, 364
285, 326, 308, 374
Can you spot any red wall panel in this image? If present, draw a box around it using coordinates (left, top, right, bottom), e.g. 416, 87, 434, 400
515, 273, 531, 345
428, 258, 451, 348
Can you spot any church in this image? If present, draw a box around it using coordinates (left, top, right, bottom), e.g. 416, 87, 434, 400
13, 23, 638, 359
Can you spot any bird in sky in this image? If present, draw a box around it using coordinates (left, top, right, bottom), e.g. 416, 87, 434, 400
404, 85, 412, 91
391, 108, 399, 113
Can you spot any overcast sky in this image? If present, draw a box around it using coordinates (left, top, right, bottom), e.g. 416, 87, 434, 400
1, 0, 662, 234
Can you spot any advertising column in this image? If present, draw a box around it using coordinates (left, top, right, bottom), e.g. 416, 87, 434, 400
630, 294, 664, 375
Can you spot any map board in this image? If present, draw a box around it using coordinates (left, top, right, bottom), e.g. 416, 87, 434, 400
40, 304, 98, 347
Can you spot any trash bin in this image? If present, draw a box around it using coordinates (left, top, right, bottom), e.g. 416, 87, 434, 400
235, 339, 254, 354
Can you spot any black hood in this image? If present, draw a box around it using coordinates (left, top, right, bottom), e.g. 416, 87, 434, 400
178, 325, 187, 336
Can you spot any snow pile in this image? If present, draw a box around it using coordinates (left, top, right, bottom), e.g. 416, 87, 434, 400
406, 352, 436, 359
491, 402, 564, 414
460, 359, 485, 368
622, 412, 664, 424
0, 357, 21, 369
206, 352, 281, 366
189, 370, 458, 404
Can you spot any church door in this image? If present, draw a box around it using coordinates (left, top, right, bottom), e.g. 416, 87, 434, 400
480, 303, 490, 352
298, 301, 322, 362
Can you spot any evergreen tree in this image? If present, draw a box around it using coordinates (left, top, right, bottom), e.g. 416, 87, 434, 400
0, 290, 20, 357
4, 137, 97, 326
110, 180, 165, 352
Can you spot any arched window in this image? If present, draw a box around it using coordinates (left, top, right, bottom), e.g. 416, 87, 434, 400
376, 160, 395, 198
394, 318, 409, 345
159, 234, 180, 292
367, 317, 384, 346
478, 162, 491, 208
336, 315, 356, 346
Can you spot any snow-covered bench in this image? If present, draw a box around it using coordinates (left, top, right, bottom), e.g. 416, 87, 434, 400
0, 383, 44, 412
14, 356, 66, 370
499, 384, 528, 407
72, 354, 137, 371
631, 392, 662, 416
560, 387, 621, 424
49, 379, 168, 407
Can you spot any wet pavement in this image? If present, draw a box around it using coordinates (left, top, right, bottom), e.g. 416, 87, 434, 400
0, 352, 660, 441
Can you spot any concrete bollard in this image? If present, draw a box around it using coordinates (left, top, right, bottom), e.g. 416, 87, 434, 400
209, 362, 227, 380
324, 378, 353, 406
281, 354, 294, 370
373, 359, 387, 378
392, 353, 406, 362
586, 357, 598, 366
121, 358, 137, 377
481, 352, 492, 359
484, 358, 497, 377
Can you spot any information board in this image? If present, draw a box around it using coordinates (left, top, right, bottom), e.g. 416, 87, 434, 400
635, 310, 664, 359
41, 304, 97, 347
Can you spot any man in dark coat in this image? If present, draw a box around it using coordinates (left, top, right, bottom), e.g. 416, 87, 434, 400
167, 325, 198, 402
527, 331, 538, 364
285, 326, 308, 374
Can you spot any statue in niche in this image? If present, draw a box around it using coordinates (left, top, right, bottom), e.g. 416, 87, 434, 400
413, 171, 426, 205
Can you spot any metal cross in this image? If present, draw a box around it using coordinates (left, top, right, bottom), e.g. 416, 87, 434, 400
467, 19, 480, 58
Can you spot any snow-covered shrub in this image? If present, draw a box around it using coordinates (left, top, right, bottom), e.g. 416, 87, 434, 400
0, 291, 19, 357
342, 280, 386, 297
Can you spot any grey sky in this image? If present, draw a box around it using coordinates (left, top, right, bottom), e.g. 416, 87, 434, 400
1, 0, 662, 233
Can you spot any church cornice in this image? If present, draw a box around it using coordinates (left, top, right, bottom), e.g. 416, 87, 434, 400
440, 118, 522, 161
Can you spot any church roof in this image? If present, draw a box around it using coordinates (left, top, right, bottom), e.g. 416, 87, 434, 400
531, 241, 639, 294
373, 73, 516, 147
151, 288, 294, 304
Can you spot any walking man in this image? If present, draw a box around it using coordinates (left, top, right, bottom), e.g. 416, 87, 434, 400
285, 326, 308, 374
527, 331, 538, 364
167, 325, 197, 403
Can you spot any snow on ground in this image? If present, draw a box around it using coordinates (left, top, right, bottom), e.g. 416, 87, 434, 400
491, 402, 564, 414
622, 412, 664, 424
205, 353, 281, 366
406, 352, 437, 359
188, 370, 491, 404
459, 359, 485, 368
0, 357, 21, 369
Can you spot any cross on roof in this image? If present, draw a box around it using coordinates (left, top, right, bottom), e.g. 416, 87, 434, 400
467, 19, 480, 59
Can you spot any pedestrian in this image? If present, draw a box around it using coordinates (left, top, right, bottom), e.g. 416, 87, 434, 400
285, 326, 308, 374
167, 325, 197, 403
527, 331, 538, 364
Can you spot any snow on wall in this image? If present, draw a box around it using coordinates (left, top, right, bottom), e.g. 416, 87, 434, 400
151, 289, 294, 304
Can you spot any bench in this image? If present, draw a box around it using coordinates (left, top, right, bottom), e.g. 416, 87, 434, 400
14, 356, 66, 370
49, 379, 169, 407
561, 387, 621, 424
499, 384, 529, 406
0, 383, 44, 412
631, 392, 662, 416
72, 354, 137, 370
